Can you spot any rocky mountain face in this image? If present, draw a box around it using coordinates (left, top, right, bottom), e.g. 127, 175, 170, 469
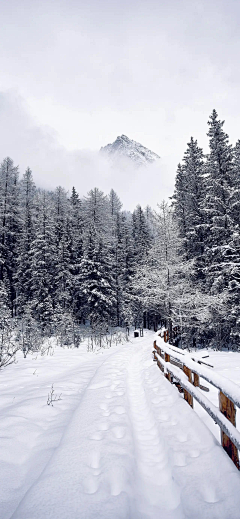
100, 135, 160, 167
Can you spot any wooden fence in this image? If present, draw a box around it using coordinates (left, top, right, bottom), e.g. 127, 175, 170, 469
153, 332, 240, 470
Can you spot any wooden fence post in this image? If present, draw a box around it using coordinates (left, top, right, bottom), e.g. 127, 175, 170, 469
164, 352, 171, 381
219, 391, 239, 469
153, 340, 157, 361
193, 372, 199, 387
183, 365, 193, 407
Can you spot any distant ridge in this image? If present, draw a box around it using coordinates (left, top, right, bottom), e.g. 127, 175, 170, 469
100, 135, 160, 167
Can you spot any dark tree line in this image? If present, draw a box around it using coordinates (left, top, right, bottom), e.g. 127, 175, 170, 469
0, 164, 157, 347
0, 109, 239, 353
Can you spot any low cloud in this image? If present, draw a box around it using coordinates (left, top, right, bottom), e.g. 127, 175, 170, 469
0, 91, 174, 210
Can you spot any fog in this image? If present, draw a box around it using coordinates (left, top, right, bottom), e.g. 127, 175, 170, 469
1, 0, 240, 209
0, 92, 173, 210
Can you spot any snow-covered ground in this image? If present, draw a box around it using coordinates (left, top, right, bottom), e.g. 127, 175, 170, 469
1, 330, 240, 519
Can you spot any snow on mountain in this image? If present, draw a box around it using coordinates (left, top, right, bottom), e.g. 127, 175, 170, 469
100, 134, 160, 167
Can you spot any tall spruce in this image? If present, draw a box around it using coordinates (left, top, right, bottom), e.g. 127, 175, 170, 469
17, 167, 36, 313
0, 157, 20, 313
172, 138, 206, 280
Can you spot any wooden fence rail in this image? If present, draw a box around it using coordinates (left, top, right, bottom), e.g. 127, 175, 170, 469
153, 333, 240, 470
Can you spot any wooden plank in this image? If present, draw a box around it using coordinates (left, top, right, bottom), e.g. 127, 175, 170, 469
199, 384, 209, 392
219, 391, 239, 469
183, 365, 193, 407
170, 358, 183, 369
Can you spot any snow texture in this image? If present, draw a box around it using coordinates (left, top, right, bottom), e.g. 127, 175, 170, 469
100, 135, 160, 167
155, 351, 240, 450
1, 331, 240, 519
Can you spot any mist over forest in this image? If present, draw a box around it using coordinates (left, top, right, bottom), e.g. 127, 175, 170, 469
0, 108, 239, 369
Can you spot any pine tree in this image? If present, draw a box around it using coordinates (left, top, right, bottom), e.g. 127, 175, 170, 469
172, 138, 206, 279
202, 110, 238, 347
29, 191, 55, 331
52, 187, 71, 312
0, 281, 18, 367
132, 205, 152, 262
79, 230, 116, 328
83, 187, 111, 245
0, 157, 21, 314
16, 167, 36, 313
69, 187, 84, 319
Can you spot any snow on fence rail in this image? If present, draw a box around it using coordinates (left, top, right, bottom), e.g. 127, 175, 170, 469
153, 331, 240, 470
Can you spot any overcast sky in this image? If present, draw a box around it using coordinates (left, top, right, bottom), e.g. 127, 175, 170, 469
0, 0, 240, 209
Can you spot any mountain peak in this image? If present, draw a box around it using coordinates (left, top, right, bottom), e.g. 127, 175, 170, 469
100, 135, 160, 167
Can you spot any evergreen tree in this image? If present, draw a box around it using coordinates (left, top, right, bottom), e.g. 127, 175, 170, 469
203, 111, 236, 345
16, 167, 36, 313
29, 191, 55, 331
52, 187, 71, 311
0, 157, 20, 313
69, 187, 84, 319
79, 230, 115, 328
132, 205, 152, 262
172, 138, 206, 279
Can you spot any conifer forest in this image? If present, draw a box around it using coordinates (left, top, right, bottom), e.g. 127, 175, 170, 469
0, 109, 239, 363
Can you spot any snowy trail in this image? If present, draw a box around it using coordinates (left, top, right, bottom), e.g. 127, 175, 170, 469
2, 333, 240, 519
0, 345, 122, 519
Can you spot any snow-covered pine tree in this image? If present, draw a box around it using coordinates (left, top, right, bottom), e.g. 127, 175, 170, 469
172, 138, 206, 280
0, 157, 21, 314
68, 187, 84, 320
108, 189, 124, 325
232, 140, 240, 226
79, 188, 116, 328
0, 281, 18, 367
16, 167, 36, 313
132, 204, 152, 262
29, 191, 56, 332
52, 187, 71, 312
203, 110, 237, 347
79, 229, 116, 329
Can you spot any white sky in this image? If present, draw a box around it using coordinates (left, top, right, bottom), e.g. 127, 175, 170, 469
0, 0, 240, 209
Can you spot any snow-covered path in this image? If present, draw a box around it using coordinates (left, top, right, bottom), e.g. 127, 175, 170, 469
2, 332, 240, 519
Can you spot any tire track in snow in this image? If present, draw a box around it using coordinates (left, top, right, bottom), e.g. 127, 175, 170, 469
8, 346, 129, 519
10, 344, 134, 519
8, 334, 240, 519
126, 346, 184, 519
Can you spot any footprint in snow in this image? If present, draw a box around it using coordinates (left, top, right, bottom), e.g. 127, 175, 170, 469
114, 406, 126, 415
189, 449, 200, 458
172, 451, 187, 467
89, 431, 103, 441
116, 390, 125, 396
112, 426, 126, 439
83, 477, 99, 495
98, 423, 109, 431
105, 392, 113, 399
89, 450, 101, 468
100, 402, 108, 410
